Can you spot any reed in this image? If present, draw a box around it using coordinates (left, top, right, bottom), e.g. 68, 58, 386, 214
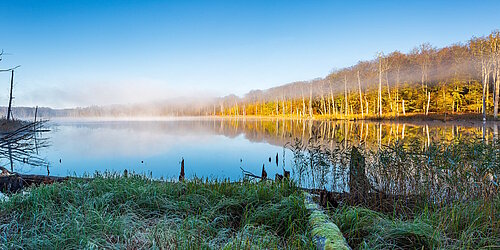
289, 136, 499, 249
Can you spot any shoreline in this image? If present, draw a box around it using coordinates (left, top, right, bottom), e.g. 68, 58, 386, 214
216, 112, 500, 122
14, 112, 499, 123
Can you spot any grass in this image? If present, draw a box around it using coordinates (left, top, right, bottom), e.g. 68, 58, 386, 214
1, 136, 499, 249
0, 175, 314, 249
289, 136, 499, 249
329, 197, 500, 249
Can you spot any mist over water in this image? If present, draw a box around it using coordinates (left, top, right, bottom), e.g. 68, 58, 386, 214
2, 118, 498, 180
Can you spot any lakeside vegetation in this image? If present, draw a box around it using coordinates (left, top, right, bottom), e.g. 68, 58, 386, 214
0, 137, 498, 249
289, 136, 499, 249
0, 118, 26, 134
0, 176, 313, 249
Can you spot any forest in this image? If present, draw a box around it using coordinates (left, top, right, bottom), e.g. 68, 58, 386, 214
216, 31, 500, 120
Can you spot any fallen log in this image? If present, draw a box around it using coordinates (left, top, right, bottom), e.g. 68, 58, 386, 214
304, 192, 351, 250
0, 166, 68, 193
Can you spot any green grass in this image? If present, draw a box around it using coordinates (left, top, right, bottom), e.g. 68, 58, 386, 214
329, 197, 500, 249
0, 176, 314, 249
288, 136, 500, 249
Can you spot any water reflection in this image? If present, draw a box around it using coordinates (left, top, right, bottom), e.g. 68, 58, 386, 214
1, 118, 498, 181
0, 123, 50, 173
208, 118, 499, 150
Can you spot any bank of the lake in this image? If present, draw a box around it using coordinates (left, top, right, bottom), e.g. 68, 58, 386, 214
218, 112, 500, 122
0, 176, 314, 249
0, 175, 498, 249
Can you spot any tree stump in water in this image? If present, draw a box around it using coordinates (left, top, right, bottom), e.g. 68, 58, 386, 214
179, 158, 185, 181
261, 164, 267, 181
349, 146, 371, 198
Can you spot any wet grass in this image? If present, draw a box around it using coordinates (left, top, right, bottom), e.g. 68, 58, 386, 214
290, 136, 500, 249
1, 136, 498, 249
0, 176, 314, 249
330, 197, 500, 249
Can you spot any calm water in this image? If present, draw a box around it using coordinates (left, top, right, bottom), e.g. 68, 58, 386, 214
2, 117, 499, 180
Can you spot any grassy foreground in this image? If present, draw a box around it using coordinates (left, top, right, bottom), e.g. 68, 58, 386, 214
0, 176, 313, 249
330, 197, 499, 249
1, 157, 498, 249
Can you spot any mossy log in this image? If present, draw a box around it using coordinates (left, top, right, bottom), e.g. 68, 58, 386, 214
304, 192, 351, 250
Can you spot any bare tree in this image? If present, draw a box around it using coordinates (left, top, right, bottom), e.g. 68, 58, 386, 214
471, 37, 492, 120
388, 51, 406, 116
329, 79, 336, 117
344, 75, 348, 117
492, 31, 500, 118
7, 70, 14, 121
357, 71, 364, 117
413, 43, 435, 115
309, 83, 313, 117
377, 52, 387, 117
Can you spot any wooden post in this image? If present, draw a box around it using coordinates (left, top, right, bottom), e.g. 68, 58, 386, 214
7, 70, 14, 121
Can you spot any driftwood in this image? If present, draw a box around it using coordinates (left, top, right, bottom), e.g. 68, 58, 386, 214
0, 167, 68, 193
240, 165, 291, 182
240, 166, 267, 180
0, 120, 50, 171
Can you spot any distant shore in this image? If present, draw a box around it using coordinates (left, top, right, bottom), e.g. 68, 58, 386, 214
216, 112, 500, 122
4, 112, 499, 124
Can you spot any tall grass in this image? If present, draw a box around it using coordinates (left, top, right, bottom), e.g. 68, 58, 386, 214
330, 197, 499, 249
0, 175, 313, 249
291, 136, 499, 202
290, 137, 499, 249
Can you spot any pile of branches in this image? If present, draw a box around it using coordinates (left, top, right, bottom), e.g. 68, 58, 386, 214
0, 166, 67, 193
0, 120, 50, 170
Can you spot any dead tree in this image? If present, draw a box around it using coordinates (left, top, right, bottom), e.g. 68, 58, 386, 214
357, 71, 364, 117
7, 70, 14, 121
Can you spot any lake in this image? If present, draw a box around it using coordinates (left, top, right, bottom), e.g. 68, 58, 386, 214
2, 117, 499, 181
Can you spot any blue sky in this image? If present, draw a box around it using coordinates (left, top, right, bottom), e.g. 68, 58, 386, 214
1, 0, 499, 108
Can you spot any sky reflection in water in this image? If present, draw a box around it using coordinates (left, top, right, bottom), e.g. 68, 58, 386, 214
2, 118, 499, 181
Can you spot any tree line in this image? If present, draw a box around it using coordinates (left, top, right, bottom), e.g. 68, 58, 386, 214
216, 31, 500, 120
